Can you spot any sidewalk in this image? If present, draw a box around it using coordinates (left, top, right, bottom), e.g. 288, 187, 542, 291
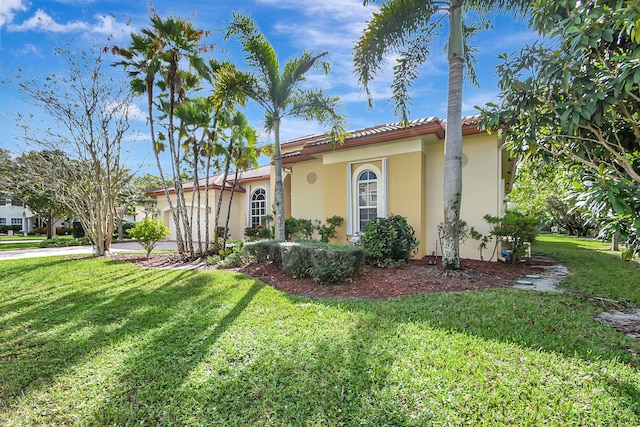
0, 240, 178, 261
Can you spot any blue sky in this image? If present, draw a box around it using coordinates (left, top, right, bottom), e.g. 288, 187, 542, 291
0, 0, 536, 173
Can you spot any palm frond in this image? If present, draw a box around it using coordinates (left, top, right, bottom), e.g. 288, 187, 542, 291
354, 0, 441, 108
224, 13, 279, 94
289, 89, 349, 144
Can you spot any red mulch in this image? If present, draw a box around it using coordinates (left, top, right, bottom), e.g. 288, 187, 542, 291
116, 253, 555, 300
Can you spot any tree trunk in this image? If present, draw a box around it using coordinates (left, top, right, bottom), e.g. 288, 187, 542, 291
273, 117, 286, 241
46, 213, 54, 239
611, 232, 619, 251
223, 168, 241, 250
442, 0, 464, 270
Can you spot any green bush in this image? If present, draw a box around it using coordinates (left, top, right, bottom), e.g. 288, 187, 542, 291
480, 210, 541, 264
212, 240, 246, 269
244, 240, 283, 264
359, 214, 419, 267
39, 237, 91, 248
72, 222, 85, 238
285, 217, 314, 240
281, 241, 364, 284
0, 225, 22, 234
129, 217, 171, 258
316, 215, 344, 243
246, 240, 364, 284
309, 245, 365, 284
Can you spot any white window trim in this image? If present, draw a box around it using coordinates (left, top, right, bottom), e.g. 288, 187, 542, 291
246, 185, 270, 228
346, 159, 387, 235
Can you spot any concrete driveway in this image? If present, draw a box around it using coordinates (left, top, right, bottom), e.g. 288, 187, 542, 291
0, 240, 178, 261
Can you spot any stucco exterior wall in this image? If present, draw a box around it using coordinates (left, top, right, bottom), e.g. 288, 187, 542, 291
156, 188, 249, 242
424, 133, 502, 259
287, 132, 503, 260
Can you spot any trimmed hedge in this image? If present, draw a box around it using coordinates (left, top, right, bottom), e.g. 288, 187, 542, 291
39, 237, 92, 248
244, 240, 283, 264
244, 240, 364, 284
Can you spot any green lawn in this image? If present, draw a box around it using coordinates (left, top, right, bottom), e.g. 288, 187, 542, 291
1, 236, 639, 426
0, 241, 44, 251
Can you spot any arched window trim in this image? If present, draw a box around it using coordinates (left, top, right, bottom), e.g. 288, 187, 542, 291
249, 187, 267, 228
346, 160, 387, 235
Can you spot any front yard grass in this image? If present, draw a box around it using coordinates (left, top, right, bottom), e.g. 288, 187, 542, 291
0, 236, 639, 426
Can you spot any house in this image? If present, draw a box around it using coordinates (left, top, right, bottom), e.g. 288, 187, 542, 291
149, 116, 515, 260
0, 192, 75, 236
0, 193, 36, 234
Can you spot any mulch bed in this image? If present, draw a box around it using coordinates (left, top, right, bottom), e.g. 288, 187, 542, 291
115, 253, 555, 300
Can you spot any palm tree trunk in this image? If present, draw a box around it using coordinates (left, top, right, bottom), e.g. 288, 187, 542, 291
273, 117, 286, 241
442, 0, 464, 270
223, 168, 240, 250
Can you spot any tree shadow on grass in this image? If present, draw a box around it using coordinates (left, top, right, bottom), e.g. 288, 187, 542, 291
86, 279, 265, 426
0, 265, 223, 409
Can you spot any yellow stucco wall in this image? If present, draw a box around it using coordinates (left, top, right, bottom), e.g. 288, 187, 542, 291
424, 133, 502, 259
156, 187, 250, 242
287, 132, 502, 260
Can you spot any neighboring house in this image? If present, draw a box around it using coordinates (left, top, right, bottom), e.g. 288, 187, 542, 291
0, 192, 35, 233
0, 192, 72, 235
149, 116, 515, 260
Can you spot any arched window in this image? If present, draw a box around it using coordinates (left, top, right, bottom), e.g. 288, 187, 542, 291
250, 188, 266, 228
357, 170, 378, 231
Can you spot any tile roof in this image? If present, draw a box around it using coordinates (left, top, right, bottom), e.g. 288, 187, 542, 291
147, 164, 271, 197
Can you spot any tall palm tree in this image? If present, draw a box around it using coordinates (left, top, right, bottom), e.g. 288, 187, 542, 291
224, 13, 348, 241
354, 0, 529, 270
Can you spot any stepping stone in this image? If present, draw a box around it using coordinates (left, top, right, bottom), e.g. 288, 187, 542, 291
516, 279, 534, 285
525, 274, 541, 279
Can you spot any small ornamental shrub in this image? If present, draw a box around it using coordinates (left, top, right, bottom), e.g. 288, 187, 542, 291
210, 240, 246, 269
359, 214, 419, 267
316, 215, 344, 243
285, 217, 314, 240
129, 217, 171, 258
72, 222, 85, 238
478, 210, 541, 264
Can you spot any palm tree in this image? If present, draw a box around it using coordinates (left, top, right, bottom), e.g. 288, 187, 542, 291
354, 0, 529, 269
224, 13, 348, 241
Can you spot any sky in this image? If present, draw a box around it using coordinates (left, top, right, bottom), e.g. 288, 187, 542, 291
0, 0, 537, 174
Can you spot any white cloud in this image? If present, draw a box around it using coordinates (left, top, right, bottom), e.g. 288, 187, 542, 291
123, 103, 147, 122
9, 9, 89, 32
256, 0, 374, 21
0, 0, 27, 28
8, 9, 130, 38
91, 14, 131, 39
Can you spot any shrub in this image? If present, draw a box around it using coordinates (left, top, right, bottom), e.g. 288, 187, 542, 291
309, 245, 365, 284
129, 217, 171, 258
285, 217, 314, 240
72, 222, 85, 238
316, 215, 344, 243
0, 225, 22, 234
56, 227, 73, 236
359, 214, 419, 267
39, 237, 91, 248
244, 240, 283, 264
34, 226, 48, 235
245, 224, 265, 239
246, 240, 364, 284
281, 240, 364, 284
480, 210, 541, 264
207, 241, 246, 269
